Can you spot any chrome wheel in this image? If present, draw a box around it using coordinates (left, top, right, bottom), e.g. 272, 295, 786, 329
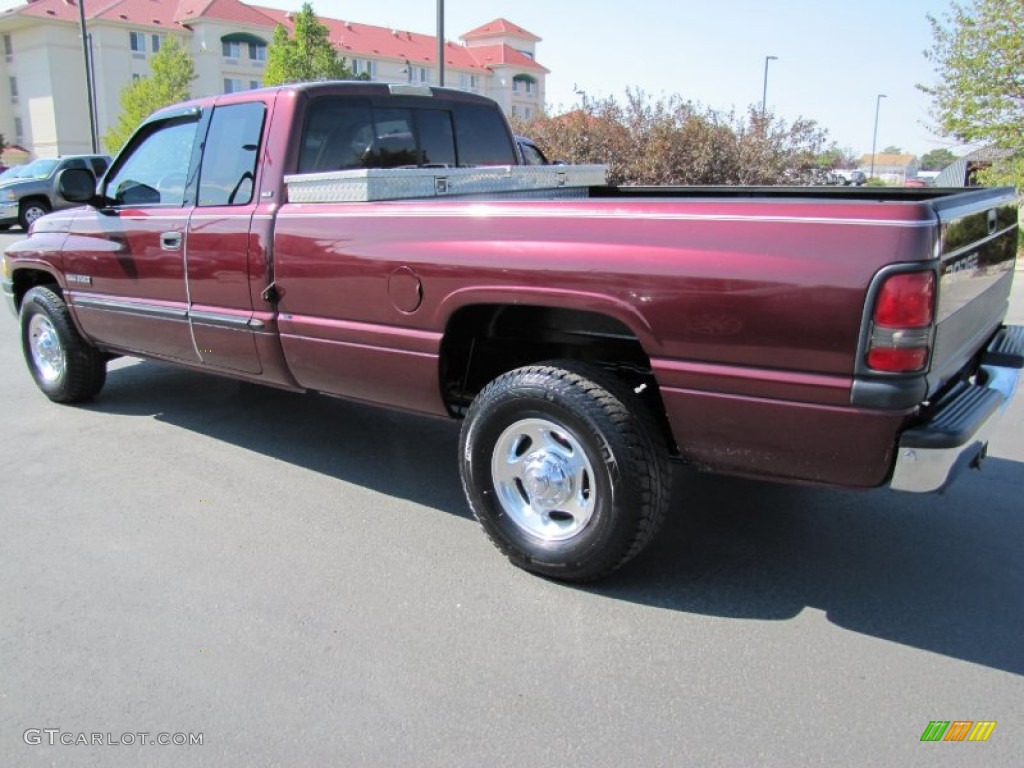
23, 204, 47, 226
491, 417, 596, 542
28, 313, 65, 384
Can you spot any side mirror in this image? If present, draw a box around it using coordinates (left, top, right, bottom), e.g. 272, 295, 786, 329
57, 167, 98, 204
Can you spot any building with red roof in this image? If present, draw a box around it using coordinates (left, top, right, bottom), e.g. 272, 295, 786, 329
0, 0, 547, 157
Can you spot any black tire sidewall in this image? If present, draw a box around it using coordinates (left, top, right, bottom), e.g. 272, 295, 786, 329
19, 287, 105, 403
21, 291, 70, 398
461, 373, 642, 579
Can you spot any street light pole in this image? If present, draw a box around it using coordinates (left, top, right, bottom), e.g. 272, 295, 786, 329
77, 0, 99, 153
436, 0, 444, 87
761, 55, 778, 117
870, 93, 887, 179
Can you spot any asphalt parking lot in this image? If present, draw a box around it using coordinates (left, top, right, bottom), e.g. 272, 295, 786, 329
1, 228, 1022, 767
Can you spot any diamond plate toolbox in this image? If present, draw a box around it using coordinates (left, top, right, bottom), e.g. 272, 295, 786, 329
284, 165, 608, 203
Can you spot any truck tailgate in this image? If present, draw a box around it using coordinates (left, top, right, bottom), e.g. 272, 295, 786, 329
928, 187, 1019, 397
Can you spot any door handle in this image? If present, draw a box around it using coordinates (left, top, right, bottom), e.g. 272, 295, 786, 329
161, 231, 183, 251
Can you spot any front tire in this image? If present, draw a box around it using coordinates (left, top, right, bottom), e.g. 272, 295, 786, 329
20, 286, 106, 403
459, 362, 672, 581
19, 199, 50, 231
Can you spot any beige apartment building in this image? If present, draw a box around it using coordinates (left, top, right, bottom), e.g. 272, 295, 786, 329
0, 0, 548, 160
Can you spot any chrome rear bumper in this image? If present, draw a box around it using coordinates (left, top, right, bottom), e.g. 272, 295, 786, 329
890, 325, 1023, 493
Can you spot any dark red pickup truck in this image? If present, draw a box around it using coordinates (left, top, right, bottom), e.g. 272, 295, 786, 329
3, 82, 1022, 580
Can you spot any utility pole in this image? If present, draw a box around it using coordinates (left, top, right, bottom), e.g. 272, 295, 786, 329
77, 0, 99, 152
870, 94, 887, 179
436, 0, 444, 87
761, 55, 778, 118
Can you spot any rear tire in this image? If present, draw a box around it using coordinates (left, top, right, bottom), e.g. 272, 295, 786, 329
459, 361, 672, 581
20, 286, 106, 403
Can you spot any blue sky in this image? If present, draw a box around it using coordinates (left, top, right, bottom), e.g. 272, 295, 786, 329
298, 0, 961, 158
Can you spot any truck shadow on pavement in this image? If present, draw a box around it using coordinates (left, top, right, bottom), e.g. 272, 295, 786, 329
90, 359, 469, 520
598, 462, 1024, 676
91, 359, 1024, 676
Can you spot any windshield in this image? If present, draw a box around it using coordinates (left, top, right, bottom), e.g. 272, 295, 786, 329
0, 165, 30, 182
18, 158, 60, 179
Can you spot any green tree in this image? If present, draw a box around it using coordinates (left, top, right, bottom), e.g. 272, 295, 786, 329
0, 132, 7, 158
262, 2, 357, 85
919, 147, 958, 170
921, 0, 1024, 188
104, 37, 195, 154
882, 145, 904, 154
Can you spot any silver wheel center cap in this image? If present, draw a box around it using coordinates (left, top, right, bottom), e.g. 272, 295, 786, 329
523, 452, 572, 509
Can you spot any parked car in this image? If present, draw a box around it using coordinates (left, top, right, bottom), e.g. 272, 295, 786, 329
0, 154, 111, 231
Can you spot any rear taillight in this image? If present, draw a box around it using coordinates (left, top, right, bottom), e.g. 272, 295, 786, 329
866, 271, 935, 373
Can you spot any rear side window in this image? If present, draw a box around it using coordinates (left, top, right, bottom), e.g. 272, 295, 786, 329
198, 101, 265, 206
90, 157, 109, 176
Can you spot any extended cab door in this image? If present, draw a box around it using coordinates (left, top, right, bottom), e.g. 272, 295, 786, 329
65, 111, 201, 362
184, 99, 267, 374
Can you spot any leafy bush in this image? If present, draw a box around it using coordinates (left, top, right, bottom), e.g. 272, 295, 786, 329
508, 90, 843, 186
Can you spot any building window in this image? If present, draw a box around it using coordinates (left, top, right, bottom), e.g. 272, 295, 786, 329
352, 59, 376, 79
249, 80, 260, 90
512, 75, 536, 94
223, 78, 243, 94
222, 40, 241, 59
3, 33, 12, 58
459, 73, 479, 91
414, 66, 429, 84
129, 31, 146, 53
249, 43, 266, 62
14, 116, 23, 140
9, 76, 17, 101
151, 34, 163, 53
132, 74, 143, 82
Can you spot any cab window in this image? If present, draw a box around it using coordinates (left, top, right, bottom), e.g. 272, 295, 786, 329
104, 117, 198, 207
197, 102, 266, 206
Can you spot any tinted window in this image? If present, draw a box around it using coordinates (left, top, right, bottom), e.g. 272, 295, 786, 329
299, 97, 503, 172
63, 158, 88, 170
198, 102, 265, 206
105, 117, 198, 207
452, 102, 516, 166
416, 110, 456, 167
364, 108, 420, 168
90, 157, 110, 176
299, 98, 375, 173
